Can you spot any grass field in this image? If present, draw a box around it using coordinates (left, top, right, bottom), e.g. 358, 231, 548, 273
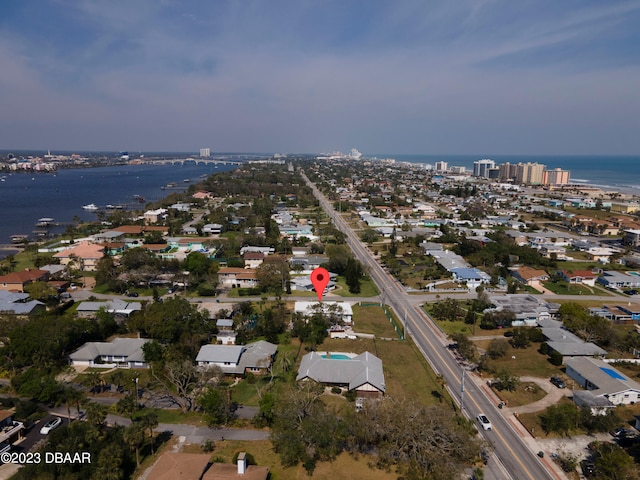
491, 382, 546, 407
186, 439, 399, 480
473, 340, 562, 378
542, 281, 596, 295
351, 304, 400, 338
333, 276, 379, 297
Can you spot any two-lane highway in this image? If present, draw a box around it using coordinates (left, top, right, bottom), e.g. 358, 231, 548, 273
302, 170, 557, 480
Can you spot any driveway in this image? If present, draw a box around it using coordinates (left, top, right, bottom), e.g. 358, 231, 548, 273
510, 376, 572, 415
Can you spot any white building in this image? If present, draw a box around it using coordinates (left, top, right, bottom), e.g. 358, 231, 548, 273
473, 159, 495, 178
566, 357, 640, 407
199, 148, 210, 157
294, 301, 353, 324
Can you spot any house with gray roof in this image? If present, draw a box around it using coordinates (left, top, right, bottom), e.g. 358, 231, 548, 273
69, 337, 151, 369
0, 291, 45, 316
566, 357, 640, 407
486, 294, 560, 326
196, 340, 277, 375
296, 351, 385, 398
538, 318, 608, 362
76, 299, 142, 318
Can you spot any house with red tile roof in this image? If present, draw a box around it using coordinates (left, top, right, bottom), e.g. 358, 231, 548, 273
558, 269, 598, 287
0, 269, 49, 292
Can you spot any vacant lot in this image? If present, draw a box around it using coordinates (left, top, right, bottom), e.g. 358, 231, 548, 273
352, 304, 400, 338
473, 340, 562, 378
195, 439, 399, 480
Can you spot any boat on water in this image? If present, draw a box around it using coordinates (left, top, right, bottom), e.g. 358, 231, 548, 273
35, 217, 55, 227
82, 203, 99, 211
10, 234, 29, 243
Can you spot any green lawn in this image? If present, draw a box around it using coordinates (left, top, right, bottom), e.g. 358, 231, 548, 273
333, 276, 379, 297
542, 281, 596, 295
351, 304, 401, 338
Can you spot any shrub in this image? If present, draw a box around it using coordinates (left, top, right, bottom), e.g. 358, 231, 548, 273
487, 339, 509, 359
549, 350, 563, 366
331, 386, 342, 394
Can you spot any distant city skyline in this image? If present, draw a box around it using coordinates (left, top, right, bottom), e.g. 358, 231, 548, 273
1, 1, 639, 155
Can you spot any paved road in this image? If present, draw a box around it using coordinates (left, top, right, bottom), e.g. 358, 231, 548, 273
301, 170, 563, 480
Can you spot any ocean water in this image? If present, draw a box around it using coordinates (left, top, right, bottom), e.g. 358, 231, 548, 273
372, 154, 640, 194
0, 162, 236, 257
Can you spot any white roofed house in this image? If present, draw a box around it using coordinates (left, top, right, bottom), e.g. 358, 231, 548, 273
196, 340, 277, 375
294, 301, 353, 324
296, 351, 386, 398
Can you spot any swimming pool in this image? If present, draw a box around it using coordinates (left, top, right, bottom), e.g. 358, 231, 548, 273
321, 354, 352, 360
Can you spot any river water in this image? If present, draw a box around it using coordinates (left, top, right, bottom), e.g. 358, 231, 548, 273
0, 162, 236, 258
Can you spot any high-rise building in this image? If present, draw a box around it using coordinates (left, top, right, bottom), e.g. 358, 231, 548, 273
200, 148, 210, 157
542, 168, 570, 186
498, 162, 518, 182
449, 166, 466, 174
473, 159, 495, 178
515, 162, 545, 185
434, 161, 448, 173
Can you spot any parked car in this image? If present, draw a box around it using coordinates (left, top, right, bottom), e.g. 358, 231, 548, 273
476, 413, 492, 431
126, 291, 139, 297
550, 376, 566, 389
40, 417, 62, 435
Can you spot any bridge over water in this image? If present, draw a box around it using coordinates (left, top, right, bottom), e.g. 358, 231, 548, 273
145, 158, 243, 166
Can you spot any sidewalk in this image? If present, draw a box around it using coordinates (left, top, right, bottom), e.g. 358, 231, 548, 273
468, 372, 570, 480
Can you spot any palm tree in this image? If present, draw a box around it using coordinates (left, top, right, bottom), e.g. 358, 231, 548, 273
86, 402, 108, 427
115, 394, 138, 421
123, 423, 145, 467
138, 411, 159, 453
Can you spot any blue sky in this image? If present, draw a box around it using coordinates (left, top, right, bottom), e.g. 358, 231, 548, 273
1, 0, 639, 154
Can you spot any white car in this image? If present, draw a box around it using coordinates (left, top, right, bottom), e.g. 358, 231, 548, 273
476, 413, 492, 431
40, 417, 62, 435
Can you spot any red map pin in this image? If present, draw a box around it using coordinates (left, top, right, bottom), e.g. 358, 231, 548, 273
310, 267, 330, 302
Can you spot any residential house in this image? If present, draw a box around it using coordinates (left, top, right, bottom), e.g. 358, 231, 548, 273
215, 319, 237, 345
0, 291, 45, 316
218, 268, 258, 289
75, 300, 142, 319
243, 252, 265, 269
202, 223, 223, 234
144, 452, 268, 480
144, 208, 168, 224
294, 301, 353, 324
196, 340, 277, 375
557, 270, 597, 287
566, 357, 640, 407
53, 242, 105, 271
69, 338, 151, 369
510, 266, 549, 288
290, 255, 329, 273
486, 294, 560, 326
296, 351, 386, 398
597, 271, 640, 289
0, 269, 49, 292
539, 319, 607, 362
